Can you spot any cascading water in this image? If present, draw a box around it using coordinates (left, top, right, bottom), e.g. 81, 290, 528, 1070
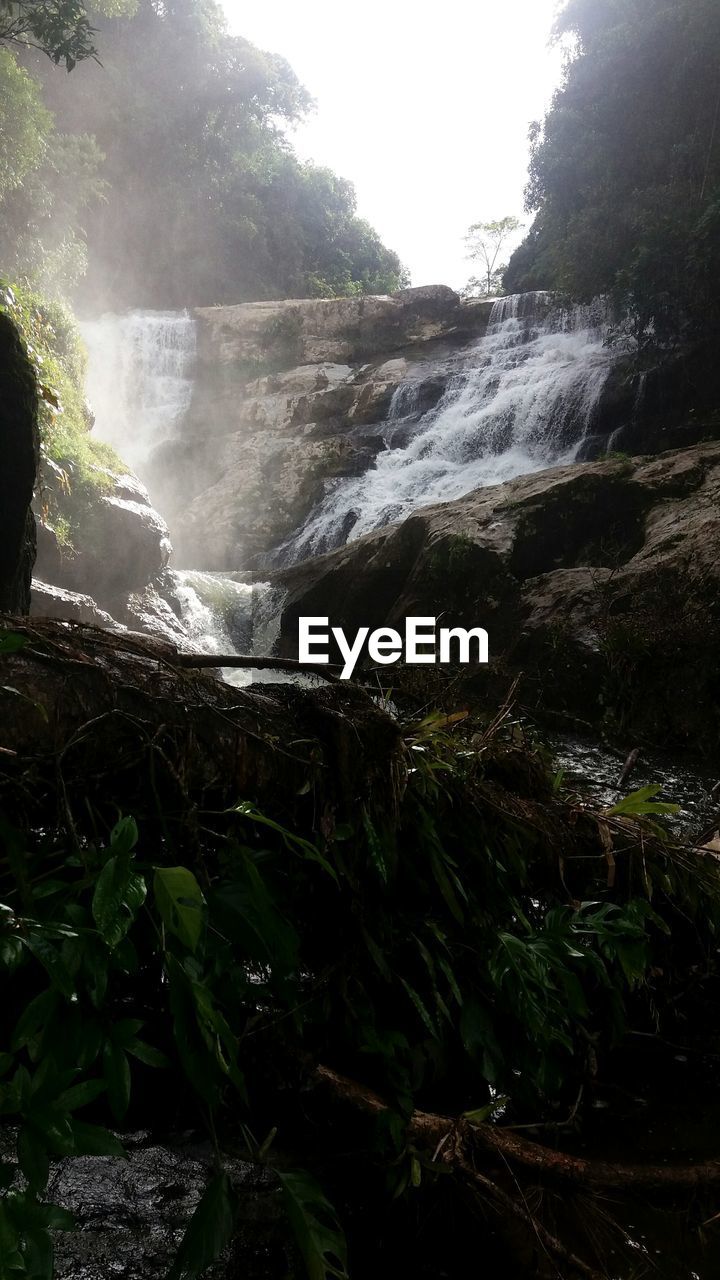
80, 311, 196, 474
277, 292, 626, 564
80, 310, 283, 683
79, 295, 629, 674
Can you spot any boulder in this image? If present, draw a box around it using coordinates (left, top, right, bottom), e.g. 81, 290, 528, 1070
31, 579, 120, 629
192, 286, 492, 372
54, 477, 172, 608
275, 442, 720, 750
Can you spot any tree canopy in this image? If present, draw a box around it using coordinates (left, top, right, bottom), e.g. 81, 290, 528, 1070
505, 0, 720, 346
0, 0, 96, 69
3, 0, 407, 307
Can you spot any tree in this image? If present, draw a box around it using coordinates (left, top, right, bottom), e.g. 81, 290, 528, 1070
463, 216, 522, 298
22, 0, 407, 307
504, 0, 720, 347
0, 0, 97, 69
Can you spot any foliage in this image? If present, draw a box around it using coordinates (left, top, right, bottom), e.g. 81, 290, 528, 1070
0, 280, 122, 543
463, 215, 522, 299
2, 703, 719, 1275
13, 0, 408, 308
0, 0, 97, 70
505, 0, 720, 347
0, 49, 52, 200
0, 49, 107, 295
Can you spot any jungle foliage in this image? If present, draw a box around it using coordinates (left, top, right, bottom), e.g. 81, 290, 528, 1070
0, 280, 122, 543
0, 0, 98, 70
1, 668, 719, 1279
5, 0, 407, 307
505, 0, 720, 346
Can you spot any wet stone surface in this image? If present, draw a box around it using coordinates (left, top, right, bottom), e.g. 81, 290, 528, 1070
549, 733, 719, 839
18, 1132, 287, 1280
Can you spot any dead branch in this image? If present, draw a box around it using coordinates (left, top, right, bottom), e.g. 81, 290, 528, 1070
314, 1065, 720, 1191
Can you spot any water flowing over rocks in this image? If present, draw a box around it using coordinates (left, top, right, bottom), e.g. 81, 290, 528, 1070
146, 287, 496, 567
29, 287, 720, 728
276, 441, 720, 750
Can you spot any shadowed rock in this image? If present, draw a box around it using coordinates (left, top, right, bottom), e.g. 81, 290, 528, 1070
0, 313, 39, 613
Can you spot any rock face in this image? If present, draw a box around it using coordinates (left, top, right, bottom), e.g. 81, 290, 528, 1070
34, 469, 172, 615
30, 580, 119, 629
0, 314, 39, 613
146, 287, 494, 568
46, 1133, 287, 1280
276, 442, 720, 750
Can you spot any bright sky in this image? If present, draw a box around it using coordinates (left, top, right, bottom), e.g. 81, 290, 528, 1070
221, 1, 565, 291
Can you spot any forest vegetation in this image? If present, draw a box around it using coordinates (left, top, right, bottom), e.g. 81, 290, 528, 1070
1, 0, 408, 308
506, 0, 720, 349
2, 2, 720, 1279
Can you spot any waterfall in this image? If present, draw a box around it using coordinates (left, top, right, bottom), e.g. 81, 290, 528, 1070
80, 311, 196, 474
277, 293, 627, 564
79, 310, 282, 680
77, 293, 628, 674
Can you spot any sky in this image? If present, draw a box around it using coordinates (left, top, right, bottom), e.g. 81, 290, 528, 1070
221, 0, 566, 291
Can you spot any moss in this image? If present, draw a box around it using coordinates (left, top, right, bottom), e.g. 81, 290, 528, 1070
0, 280, 126, 546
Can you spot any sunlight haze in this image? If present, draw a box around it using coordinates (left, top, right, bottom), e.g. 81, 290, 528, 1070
222, 0, 565, 290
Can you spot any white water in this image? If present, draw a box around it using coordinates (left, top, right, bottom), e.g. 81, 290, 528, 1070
80, 310, 287, 683
80, 311, 196, 473
79, 294, 626, 675
278, 293, 624, 563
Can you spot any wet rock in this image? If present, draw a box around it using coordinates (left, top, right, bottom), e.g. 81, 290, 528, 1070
58, 487, 172, 608
46, 1135, 288, 1280
275, 441, 720, 749
148, 291, 495, 568
193, 286, 491, 371
34, 519, 63, 583
31, 579, 120, 629
114, 582, 193, 647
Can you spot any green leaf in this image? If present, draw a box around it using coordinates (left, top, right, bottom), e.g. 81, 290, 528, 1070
109, 816, 138, 856
607, 785, 680, 818
70, 1122, 125, 1157
277, 1169, 349, 1280
17, 1126, 49, 1192
125, 1039, 170, 1070
92, 854, 146, 950
399, 978, 436, 1037
55, 1078, 107, 1112
103, 1041, 131, 1122
154, 867, 204, 952
233, 802, 338, 882
0, 632, 28, 655
0, 935, 23, 973
168, 1172, 236, 1280
21, 1226, 52, 1280
362, 811, 388, 884
11, 989, 58, 1054
21, 936, 74, 998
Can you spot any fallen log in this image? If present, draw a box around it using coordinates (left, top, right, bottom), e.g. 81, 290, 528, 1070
0, 616, 405, 836
314, 1064, 720, 1191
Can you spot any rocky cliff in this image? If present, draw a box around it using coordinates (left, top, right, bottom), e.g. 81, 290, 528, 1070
0, 314, 39, 614
145, 286, 493, 568
276, 441, 720, 751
